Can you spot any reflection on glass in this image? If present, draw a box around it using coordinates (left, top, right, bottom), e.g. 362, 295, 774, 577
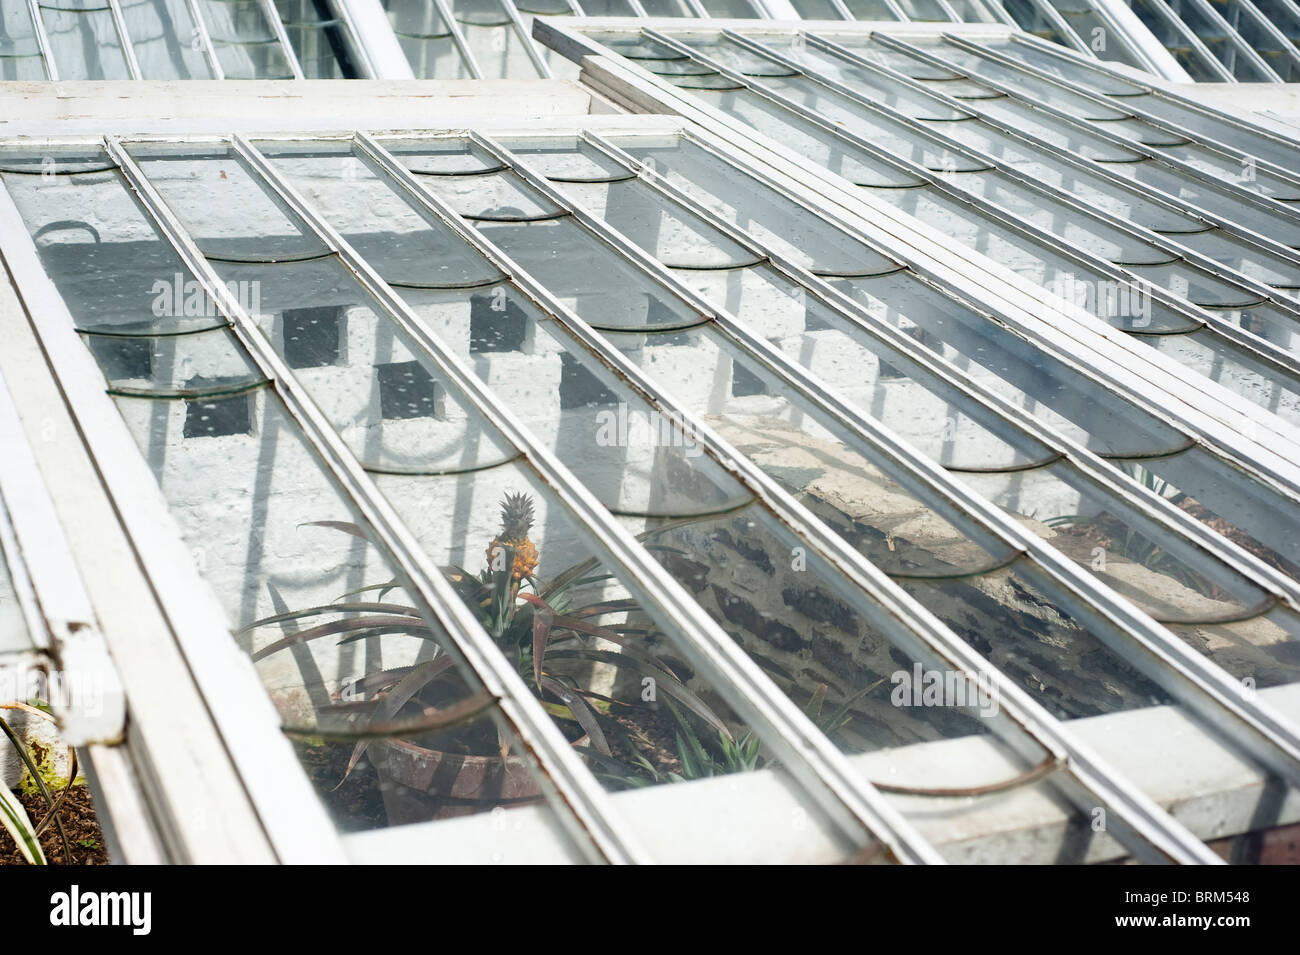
40, 3, 132, 80
958, 462, 1280, 627
451, 0, 538, 79
383, 0, 472, 79
495, 136, 634, 183
274, 0, 362, 78
199, 0, 295, 78
3, 160, 232, 336
0, 547, 33, 655
121, 0, 215, 79
481, 217, 708, 330
83, 328, 264, 396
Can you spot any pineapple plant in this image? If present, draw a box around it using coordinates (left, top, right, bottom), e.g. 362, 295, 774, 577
242, 491, 748, 818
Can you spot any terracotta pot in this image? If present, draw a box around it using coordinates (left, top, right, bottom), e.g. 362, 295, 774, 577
371, 735, 588, 825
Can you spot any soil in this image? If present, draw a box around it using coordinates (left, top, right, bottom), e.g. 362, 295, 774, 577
605, 703, 686, 779
1049, 512, 1225, 599
293, 740, 389, 832
1177, 497, 1300, 580
0, 785, 110, 865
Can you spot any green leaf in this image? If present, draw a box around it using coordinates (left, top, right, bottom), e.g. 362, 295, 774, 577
341, 656, 458, 784
546, 648, 732, 740
675, 729, 706, 779
285, 690, 496, 743
250, 615, 433, 662
0, 784, 44, 864
539, 676, 611, 756
0, 716, 69, 863
239, 602, 422, 634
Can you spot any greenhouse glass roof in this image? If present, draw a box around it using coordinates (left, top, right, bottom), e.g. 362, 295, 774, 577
0, 13, 1298, 865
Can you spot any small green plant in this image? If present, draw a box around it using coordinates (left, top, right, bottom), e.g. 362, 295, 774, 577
1, 702, 77, 865
0, 774, 43, 864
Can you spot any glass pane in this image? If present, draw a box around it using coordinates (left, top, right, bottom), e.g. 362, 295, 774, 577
572, 0, 638, 12
791, 0, 850, 17
1207, 301, 1300, 357
121, 0, 215, 79
653, 38, 799, 78
929, 98, 1146, 162
927, 40, 1137, 117
898, 559, 1175, 718
955, 152, 1206, 234
1050, 0, 1149, 71
997, 0, 1073, 44
211, 141, 1165, 814
668, 83, 928, 188
394, 30, 472, 78
0, 54, 48, 80
757, 36, 972, 121
251, 142, 510, 286
1154, 141, 1300, 202
600, 322, 1021, 578
1129, 0, 1229, 81
721, 74, 988, 171
698, 0, 762, 15
680, 260, 1058, 468
948, 0, 1001, 21
383, 0, 471, 78
481, 218, 710, 331
40, 4, 132, 79
861, 185, 1201, 332
1126, 260, 1273, 309
1169, 229, 1300, 290
967, 36, 1148, 94
958, 461, 1277, 626
0, 547, 33, 655
894, 0, 951, 19
408, 168, 562, 223
4, 157, 584, 834
274, 0, 361, 78
495, 136, 635, 183
939, 169, 1189, 266
1131, 447, 1300, 581
451, 0, 538, 79
1107, 158, 1300, 240
828, 269, 1193, 455
1133, 328, 1300, 425
8, 143, 827, 844
199, 0, 294, 78
597, 134, 1186, 460
0, 1, 42, 59
2, 159, 231, 335
638, 0, 695, 15
117, 381, 579, 833
127, 143, 332, 262
218, 255, 524, 473
83, 327, 266, 396
616, 136, 903, 276
843, 0, 902, 12
555, 179, 764, 270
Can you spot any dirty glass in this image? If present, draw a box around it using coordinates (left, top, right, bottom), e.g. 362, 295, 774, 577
0, 546, 33, 655
382, 0, 472, 78
122, 0, 215, 79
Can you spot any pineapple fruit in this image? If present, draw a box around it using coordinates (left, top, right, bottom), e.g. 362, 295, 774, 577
487, 491, 539, 581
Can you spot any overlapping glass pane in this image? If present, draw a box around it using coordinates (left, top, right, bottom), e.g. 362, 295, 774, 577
580, 27, 1300, 433
595, 130, 1300, 595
